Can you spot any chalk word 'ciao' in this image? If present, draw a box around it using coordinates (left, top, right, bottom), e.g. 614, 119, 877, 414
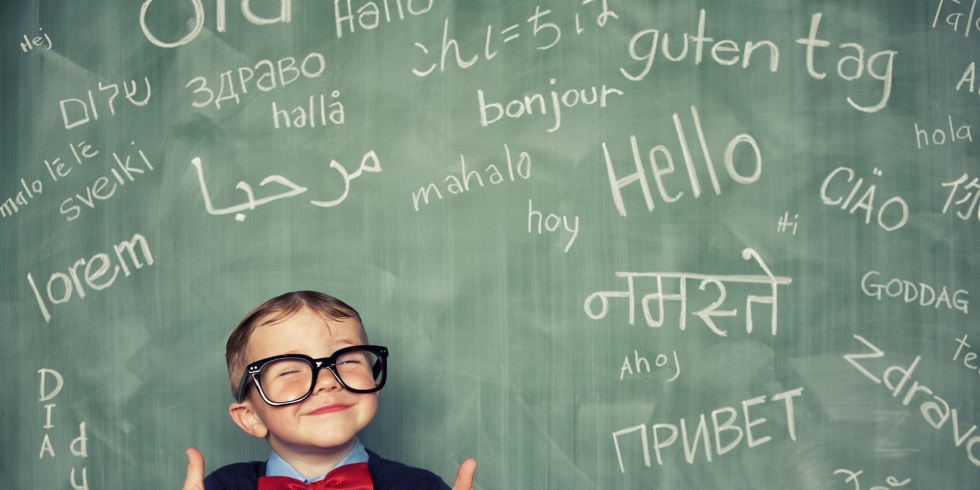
861, 271, 968, 314
585, 248, 791, 336
820, 167, 909, 231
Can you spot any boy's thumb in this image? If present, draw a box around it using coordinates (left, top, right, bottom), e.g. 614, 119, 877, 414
182, 448, 205, 490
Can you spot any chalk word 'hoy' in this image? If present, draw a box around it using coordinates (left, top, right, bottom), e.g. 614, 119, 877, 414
602, 106, 762, 216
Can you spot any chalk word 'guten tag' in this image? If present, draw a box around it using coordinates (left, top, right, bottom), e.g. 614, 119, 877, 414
584, 248, 791, 336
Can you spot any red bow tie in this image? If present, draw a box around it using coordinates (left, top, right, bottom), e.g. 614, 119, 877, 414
258, 462, 373, 490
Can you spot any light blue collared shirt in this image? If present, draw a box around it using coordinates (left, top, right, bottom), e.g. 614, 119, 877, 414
265, 438, 370, 484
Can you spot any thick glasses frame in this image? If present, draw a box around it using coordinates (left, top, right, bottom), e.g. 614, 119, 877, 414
236, 345, 389, 405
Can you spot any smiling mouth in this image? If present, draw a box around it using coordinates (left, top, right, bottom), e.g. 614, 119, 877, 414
306, 404, 351, 415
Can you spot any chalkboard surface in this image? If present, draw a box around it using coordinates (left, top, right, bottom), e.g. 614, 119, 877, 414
3, 1, 980, 489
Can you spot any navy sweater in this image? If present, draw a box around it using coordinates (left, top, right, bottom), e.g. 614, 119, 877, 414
203, 449, 450, 490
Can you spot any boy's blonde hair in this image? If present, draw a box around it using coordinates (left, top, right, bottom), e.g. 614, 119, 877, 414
225, 291, 366, 398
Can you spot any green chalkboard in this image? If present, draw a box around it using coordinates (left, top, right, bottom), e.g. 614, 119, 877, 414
3, 0, 980, 488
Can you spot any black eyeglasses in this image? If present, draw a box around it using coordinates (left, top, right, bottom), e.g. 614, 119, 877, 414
236, 345, 388, 405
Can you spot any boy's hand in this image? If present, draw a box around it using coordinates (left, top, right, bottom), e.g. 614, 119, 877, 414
452, 458, 477, 490
182, 448, 205, 490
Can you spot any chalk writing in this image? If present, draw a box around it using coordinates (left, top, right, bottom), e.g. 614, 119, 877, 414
776, 212, 799, 234
19, 27, 52, 52
36, 368, 91, 489
413, 2, 617, 77
27, 233, 154, 322
185, 52, 328, 111
602, 106, 762, 216
942, 173, 980, 220
60, 79, 152, 130
528, 200, 579, 253
478, 79, 623, 132
620, 9, 779, 82
59, 143, 157, 222
956, 61, 980, 96
833, 468, 911, 490
140, 0, 290, 48
192, 150, 380, 221
585, 248, 791, 336
953, 335, 980, 376
845, 335, 980, 466
619, 349, 680, 382
932, 0, 980, 37
796, 13, 897, 113
272, 92, 345, 128
915, 117, 973, 149
0, 178, 43, 219
861, 271, 968, 314
411, 144, 530, 211
612, 387, 803, 473
820, 167, 909, 231
621, 11, 896, 111
335, 0, 433, 38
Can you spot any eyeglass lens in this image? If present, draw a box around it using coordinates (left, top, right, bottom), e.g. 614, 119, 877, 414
257, 349, 382, 403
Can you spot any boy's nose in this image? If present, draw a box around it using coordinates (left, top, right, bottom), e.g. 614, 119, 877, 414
313, 366, 343, 393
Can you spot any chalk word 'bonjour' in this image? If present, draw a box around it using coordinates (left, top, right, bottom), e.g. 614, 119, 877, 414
478, 79, 623, 132
861, 271, 968, 314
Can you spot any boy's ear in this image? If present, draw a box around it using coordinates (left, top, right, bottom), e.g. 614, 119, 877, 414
228, 401, 269, 439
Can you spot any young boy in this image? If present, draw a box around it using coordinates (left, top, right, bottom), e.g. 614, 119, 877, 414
180, 291, 476, 490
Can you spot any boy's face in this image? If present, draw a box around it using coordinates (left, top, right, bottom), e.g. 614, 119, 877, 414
230, 309, 377, 460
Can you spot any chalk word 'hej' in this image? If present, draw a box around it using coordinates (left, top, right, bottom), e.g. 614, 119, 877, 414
412, 144, 530, 211
37, 368, 90, 489
620, 11, 895, 113
602, 106, 762, 216
27, 233, 154, 322
612, 387, 803, 472
861, 271, 968, 314
19, 27, 52, 52
846, 335, 980, 466
820, 167, 909, 231
585, 248, 791, 337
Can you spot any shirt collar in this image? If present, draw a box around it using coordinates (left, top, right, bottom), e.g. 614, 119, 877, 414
265, 438, 369, 483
